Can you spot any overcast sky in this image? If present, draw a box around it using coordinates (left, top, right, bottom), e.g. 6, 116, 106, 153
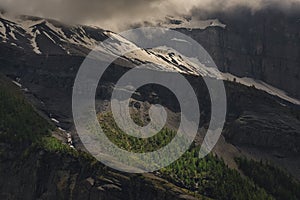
0, 0, 299, 31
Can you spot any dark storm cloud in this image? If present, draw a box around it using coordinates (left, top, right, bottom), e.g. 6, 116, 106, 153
0, 0, 299, 31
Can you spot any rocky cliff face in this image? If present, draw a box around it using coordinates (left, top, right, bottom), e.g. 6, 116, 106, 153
175, 7, 300, 98
0, 143, 200, 200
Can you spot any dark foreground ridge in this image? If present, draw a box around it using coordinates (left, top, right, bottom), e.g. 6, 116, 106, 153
0, 75, 202, 200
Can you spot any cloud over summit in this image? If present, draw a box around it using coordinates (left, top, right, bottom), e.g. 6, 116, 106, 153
0, 0, 299, 31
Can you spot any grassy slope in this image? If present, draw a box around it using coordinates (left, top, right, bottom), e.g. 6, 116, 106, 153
0, 75, 204, 200
99, 112, 274, 200
99, 110, 300, 200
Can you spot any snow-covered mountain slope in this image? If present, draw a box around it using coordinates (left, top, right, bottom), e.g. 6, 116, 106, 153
0, 12, 299, 105
0, 12, 222, 78
0, 13, 108, 55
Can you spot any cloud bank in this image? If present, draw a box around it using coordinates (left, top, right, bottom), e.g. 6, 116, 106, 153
0, 0, 299, 31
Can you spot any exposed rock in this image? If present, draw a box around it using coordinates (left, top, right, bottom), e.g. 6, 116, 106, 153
176, 7, 300, 98
0, 145, 201, 200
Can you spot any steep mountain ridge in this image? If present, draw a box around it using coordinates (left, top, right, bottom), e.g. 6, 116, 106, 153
0, 13, 108, 55
0, 10, 299, 184
0, 12, 298, 106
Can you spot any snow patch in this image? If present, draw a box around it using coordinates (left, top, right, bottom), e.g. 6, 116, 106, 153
171, 38, 191, 44
43, 31, 56, 44
51, 118, 60, 124
0, 21, 7, 40
101, 31, 138, 55
12, 80, 22, 88
8, 28, 17, 40
30, 29, 42, 54
58, 127, 66, 132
